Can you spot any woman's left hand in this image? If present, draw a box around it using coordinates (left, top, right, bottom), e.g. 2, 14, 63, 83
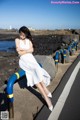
18, 47, 34, 56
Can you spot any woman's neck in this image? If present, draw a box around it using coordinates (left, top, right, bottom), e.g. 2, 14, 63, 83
21, 38, 26, 40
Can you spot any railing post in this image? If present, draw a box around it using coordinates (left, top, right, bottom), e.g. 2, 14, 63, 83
54, 51, 59, 69
67, 46, 72, 56
59, 49, 64, 64
63, 49, 67, 63
8, 102, 14, 118
6, 70, 25, 119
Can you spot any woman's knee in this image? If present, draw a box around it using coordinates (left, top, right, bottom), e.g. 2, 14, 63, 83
35, 83, 40, 88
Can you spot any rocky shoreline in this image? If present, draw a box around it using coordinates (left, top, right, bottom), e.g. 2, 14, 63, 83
0, 34, 79, 55
0, 29, 79, 40
0, 51, 19, 88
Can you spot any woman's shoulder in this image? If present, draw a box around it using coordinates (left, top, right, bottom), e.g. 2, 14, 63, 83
15, 38, 20, 42
26, 38, 30, 41
26, 38, 31, 43
15, 38, 20, 45
26, 38, 32, 43
15, 37, 20, 41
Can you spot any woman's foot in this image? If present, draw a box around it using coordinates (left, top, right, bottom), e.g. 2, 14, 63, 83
42, 92, 52, 98
40, 81, 52, 98
49, 105, 53, 111
47, 92, 52, 98
47, 98, 53, 111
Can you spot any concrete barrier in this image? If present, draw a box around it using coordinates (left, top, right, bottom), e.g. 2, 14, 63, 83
34, 55, 57, 80
64, 50, 70, 63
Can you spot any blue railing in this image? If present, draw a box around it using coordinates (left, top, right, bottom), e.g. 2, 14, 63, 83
54, 41, 78, 65
7, 70, 25, 102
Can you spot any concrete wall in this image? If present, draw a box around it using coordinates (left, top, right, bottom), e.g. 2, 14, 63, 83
34, 55, 57, 80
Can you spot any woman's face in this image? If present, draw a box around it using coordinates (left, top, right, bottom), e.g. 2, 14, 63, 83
19, 32, 26, 40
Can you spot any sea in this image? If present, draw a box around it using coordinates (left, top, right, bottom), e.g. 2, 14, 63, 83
0, 40, 15, 52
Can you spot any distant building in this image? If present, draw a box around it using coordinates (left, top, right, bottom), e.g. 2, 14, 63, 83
29, 27, 35, 31
9, 25, 12, 30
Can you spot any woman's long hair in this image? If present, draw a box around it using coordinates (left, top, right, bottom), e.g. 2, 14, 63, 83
19, 26, 33, 42
19, 26, 36, 50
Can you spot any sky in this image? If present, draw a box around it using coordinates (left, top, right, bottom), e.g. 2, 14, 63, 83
0, 0, 80, 30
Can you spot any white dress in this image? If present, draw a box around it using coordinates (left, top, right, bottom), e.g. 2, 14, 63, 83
19, 38, 51, 87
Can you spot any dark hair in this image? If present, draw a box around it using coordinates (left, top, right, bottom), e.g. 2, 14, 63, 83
19, 26, 32, 41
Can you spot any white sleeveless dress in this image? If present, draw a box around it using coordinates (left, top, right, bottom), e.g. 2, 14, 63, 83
19, 38, 51, 87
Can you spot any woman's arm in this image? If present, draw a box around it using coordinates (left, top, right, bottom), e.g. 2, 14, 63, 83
18, 47, 34, 55
15, 38, 21, 52
15, 38, 34, 56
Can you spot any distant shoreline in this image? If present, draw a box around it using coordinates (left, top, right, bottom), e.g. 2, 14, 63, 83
0, 29, 80, 41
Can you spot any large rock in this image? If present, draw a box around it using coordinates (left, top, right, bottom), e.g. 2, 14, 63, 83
34, 55, 57, 80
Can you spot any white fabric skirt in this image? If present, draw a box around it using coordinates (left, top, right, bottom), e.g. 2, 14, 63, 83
19, 53, 51, 87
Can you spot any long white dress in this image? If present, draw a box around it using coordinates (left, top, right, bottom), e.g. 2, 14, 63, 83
19, 38, 51, 87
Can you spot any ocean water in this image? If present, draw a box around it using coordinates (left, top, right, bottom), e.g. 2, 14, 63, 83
0, 40, 15, 52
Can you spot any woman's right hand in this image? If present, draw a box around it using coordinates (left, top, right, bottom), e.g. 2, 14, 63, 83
18, 50, 27, 56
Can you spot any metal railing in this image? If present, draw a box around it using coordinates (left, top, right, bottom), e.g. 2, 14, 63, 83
54, 41, 78, 66
6, 69, 25, 118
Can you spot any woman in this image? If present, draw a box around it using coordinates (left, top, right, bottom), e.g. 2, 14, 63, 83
15, 26, 53, 111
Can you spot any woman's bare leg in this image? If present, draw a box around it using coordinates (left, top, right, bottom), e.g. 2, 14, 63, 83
40, 81, 51, 96
35, 83, 52, 108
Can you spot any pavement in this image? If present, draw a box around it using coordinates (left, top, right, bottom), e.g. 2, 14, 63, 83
0, 50, 80, 120
34, 54, 80, 120
58, 69, 80, 120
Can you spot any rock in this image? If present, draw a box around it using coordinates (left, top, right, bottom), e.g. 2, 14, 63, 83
34, 55, 57, 80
